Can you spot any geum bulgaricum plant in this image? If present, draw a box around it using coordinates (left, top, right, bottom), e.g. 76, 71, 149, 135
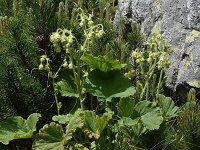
0, 8, 115, 149
38, 8, 106, 113
115, 34, 181, 149
0, 7, 181, 150
129, 33, 171, 101
33, 8, 135, 149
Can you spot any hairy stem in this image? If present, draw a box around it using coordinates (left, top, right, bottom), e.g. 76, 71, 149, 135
52, 77, 60, 115
156, 69, 164, 101
69, 50, 85, 110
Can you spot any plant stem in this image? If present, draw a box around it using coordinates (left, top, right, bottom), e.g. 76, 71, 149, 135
52, 77, 60, 115
139, 62, 156, 101
146, 83, 149, 101
156, 69, 164, 101
139, 80, 148, 101
69, 50, 85, 110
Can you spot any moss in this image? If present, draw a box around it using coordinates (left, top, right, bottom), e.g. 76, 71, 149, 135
186, 30, 200, 43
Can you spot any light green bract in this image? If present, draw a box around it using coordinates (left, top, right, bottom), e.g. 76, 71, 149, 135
0, 113, 41, 145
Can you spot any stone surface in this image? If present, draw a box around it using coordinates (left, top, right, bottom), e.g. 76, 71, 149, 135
114, 0, 200, 93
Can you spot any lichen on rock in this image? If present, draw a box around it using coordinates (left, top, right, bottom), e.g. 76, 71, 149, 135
114, 0, 200, 98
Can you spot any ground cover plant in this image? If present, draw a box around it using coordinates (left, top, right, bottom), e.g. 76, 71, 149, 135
0, 0, 200, 150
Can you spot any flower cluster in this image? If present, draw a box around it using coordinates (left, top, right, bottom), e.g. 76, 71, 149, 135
147, 34, 162, 49
40, 9, 105, 73
39, 55, 50, 71
157, 53, 170, 70
50, 29, 74, 53
147, 51, 158, 64
84, 25, 104, 41
79, 13, 93, 28
132, 32, 170, 70
131, 50, 170, 70
62, 59, 73, 69
131, 51, 145, 64
78, 9, 104, 41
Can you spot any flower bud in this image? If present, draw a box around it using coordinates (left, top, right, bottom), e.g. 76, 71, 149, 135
68, 37, 73, 44
79, 21, 84, 27
40, 57, 45, 62
132, 51, 138, 58
88, 20, 93, 27
39, 63, 44, 70
88, 33, 92, 39
80, 45, 85, 51
60, 35, 67, 43
136, 59, 141, 64
147, 57, 152, 64
63, 61, 68, 68
68, 62, 73, 69
96, 30, 104, 38
50, 32, 60, 43
44, 64, 50, 71
53, 43, 61, 53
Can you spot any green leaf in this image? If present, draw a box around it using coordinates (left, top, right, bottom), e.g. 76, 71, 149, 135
84, 111, 97, 133
134, 101, 163, 130
52, 114, 73, 124
81, 54, 125, 72
119, 101, 163, 136
84, 70, 135, 101
0, 113, 41, 145
83, 111, 112, 139
66, 115, 84, 136
96, 112, 113, 133
55, 70, 78, 98
120, 117, 147, 136
117, 97, 135, 117
55, 79, 78, 98
157, 94, 180, 119
120, 117, 139, 126
33, 123, 67, 150
52, 109, 85, 125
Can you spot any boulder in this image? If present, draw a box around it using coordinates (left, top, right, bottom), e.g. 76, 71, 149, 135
114, 0, 200, 98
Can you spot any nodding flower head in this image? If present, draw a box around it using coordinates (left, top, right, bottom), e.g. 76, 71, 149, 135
39, 55, 50, 71
96, 30, 104, 38
50, 29, 75, 53
50, 31, 61, 43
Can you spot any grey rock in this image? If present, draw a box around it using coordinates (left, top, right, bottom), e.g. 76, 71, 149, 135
114, 0, 200, 93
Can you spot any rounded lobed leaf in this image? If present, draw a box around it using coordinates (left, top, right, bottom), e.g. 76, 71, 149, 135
0, 113, 41, 145
32, 122, 67, 150
81, 54, 125, 72
84, 70, 135, 101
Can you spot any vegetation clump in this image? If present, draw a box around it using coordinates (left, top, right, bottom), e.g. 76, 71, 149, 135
0, 0, 200, 149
